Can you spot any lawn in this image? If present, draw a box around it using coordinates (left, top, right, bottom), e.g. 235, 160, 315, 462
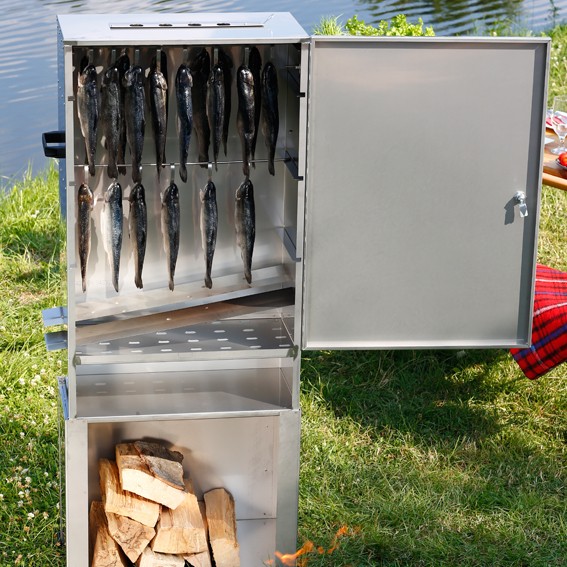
0, 26, 566, 567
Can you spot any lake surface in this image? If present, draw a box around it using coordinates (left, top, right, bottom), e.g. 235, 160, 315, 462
0, 0, 565, 187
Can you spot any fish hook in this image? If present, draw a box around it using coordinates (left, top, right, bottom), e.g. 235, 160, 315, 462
244, 46, 250, 67
83, 164, 89, 185
170, 163, 175, 184
182, 47, 188, 65
134, 48, 140, 66
156, 48, 161, 72
207, 162, 213, 181
213, 47, 218, 66
111, 48, 117, 65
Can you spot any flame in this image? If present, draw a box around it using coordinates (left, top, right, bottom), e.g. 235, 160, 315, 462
265, 526, 351, 566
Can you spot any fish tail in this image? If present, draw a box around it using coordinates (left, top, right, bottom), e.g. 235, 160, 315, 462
135, 273, 143, 289
112, 273, 119, 293
180, 164, 187, 183
204, 273, 213, 289
81, 273, 87, 293
245, 269, 252, 284
169, 277, 175, 292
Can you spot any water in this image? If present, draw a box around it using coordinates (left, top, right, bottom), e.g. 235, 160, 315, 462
0, 0, 564, 187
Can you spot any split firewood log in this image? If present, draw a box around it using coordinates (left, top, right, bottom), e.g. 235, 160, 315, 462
99, 458, 160, 527
151, 479, 207, 554
116, 443, 186, 510
203, 488, 240, 567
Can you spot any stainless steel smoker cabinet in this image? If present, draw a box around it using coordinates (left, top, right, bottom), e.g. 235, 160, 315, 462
47, 12, 549, 566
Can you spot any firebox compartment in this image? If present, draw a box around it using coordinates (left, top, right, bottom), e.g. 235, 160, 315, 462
66, 411, 300, 565
52, 11, 549, 567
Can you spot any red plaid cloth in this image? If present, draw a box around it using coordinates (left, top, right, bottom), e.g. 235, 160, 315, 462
510, 264, 567, 379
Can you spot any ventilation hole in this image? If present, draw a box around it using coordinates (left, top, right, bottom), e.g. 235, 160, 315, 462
246, 337, 258, 341
243, 328, 255, 332
128, 341, 140, 345
188, 23, 202, 27
94, 382, 107, 386
158, 340, 170, 344
130, 349, 142, 353
249, 345, 262, 349
217, 338, 229, 342
160, 348, 173, 352
156, 331, 167, 336
190, 347, 202, 351
130, 23, 143, 27
279, 344, 291, 348
159, 23, 172, 27
213, 329, 226, 334
185, 330, 196, 335
187, 339, 199, 343
99, 342, 110, 346
220, 346, 232, 350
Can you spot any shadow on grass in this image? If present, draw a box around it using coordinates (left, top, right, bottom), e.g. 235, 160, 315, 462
301, 349, 507, 443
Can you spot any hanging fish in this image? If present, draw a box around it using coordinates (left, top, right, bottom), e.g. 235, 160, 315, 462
129, 183, 147, 289
175, 64, 193, 183
101, 63, 121, 179
235, 178, 255, 284
161, 182, 180, 291
123, 65, 145, 183
149, 53, 168, 176
218, 48, 233, 156
200, 180, 218, 289
191, 49, 211, 167
236, 65, 255, 177
261, 62, 279, 176
116, 52, 130, 176
207, 63, 225, 171
77, 60, 99, 177
101, 181, 123, 292
248, 46, 262, 167
77, 183, 94, 293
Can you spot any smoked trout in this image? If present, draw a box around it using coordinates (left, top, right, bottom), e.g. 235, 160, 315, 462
77, 62, 99, 177
101, 181, 123, 292
123, 65, 145, 183
149, 57, 168, 176
116, 52, 130, 176
249, 46, 262, 167
236, 65, 255, 177
175, 64, 193, 183
128, 183, 147, 289
207, 63, 225, 171
261, 62, 279, 176
200, 180, 218, 289
101, 63, 121, 179
161, 182, 180, 291
77, 183, 94, 292
191, 49, 211, 167
235, 178, 255, 284
218, 48, 233, 156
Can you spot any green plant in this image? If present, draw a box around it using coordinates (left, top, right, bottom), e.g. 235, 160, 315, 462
312, 15, 345, 36
345, 14, 435, 37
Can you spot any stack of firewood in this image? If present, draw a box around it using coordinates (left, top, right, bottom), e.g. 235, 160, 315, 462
90, 440, 240, 567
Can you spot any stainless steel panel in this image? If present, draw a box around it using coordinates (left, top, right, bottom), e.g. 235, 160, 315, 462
303, 37, 548, 349
57, 13, 308, 46
75, 366, 293, 418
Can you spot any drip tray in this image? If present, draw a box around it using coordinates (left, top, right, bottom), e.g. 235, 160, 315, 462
76, 317, 296, 364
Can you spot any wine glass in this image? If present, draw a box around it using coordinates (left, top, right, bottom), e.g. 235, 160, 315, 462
550, 95, 567, 155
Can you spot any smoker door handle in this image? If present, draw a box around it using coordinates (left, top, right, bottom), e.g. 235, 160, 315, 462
42, 131, 66, 159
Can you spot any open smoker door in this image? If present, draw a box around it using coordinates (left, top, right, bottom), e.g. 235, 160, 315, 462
301, 36, 549, 350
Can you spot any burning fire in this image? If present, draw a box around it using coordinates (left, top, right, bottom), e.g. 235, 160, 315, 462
265, 526, 351, 566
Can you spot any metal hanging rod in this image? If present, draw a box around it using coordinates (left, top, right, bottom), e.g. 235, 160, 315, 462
74, 157, 291, 169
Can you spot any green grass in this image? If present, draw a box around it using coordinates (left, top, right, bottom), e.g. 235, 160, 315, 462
0, 165, 66, 565
2, 25, 567, 567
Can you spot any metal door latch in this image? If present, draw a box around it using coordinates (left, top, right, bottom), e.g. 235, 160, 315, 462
514, 191, 528, 218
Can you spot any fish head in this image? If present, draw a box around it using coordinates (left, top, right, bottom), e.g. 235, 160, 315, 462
78, 184, 94, 206
79, 64, 97, 86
